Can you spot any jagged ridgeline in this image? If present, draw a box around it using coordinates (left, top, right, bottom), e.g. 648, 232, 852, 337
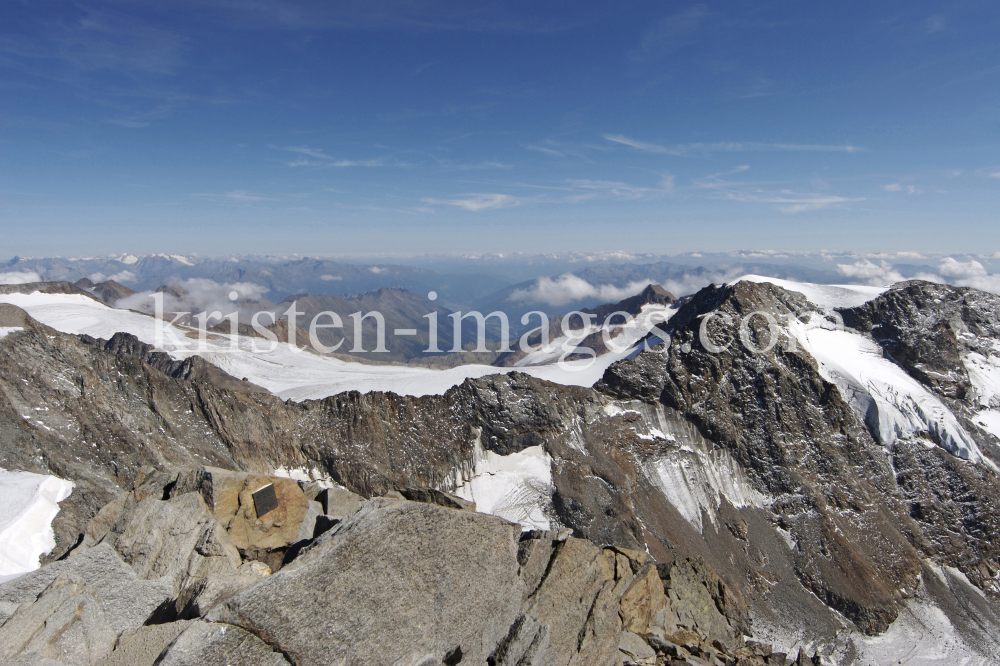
0, 278, 999, 664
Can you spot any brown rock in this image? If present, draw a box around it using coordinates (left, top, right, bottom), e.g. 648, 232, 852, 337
173, 467, 311, 556
619, 563, 669, 634
658, 558, 746, 647
666, 628, 703, 650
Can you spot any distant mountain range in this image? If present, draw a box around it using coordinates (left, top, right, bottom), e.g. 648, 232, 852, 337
8, 252, 998, 324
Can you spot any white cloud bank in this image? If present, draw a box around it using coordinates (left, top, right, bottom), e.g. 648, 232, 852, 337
837, 258, 1000, 295
116, 278, 270, 320
88, 270, 137, 284
0, 271, 42, 285
509, 274, 652, 306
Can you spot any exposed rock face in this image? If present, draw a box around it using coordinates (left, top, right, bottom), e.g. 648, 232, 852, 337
492, 535, 627, 666
93, 621, 192, 666
73, 279, 137, 306
398, 486, 476, 511
658, 557, 748, 648
839, 281, 1000, 595
82, 331, 270, 395
598, 281, 925, 634
93, 492, 243, 592
0, 484, 817, 666
841, 280, 1000, 404
312, 484, 364, 519
493, 283, 678, 367
0, 573, 120, 663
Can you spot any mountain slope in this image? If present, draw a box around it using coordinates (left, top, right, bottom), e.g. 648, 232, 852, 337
2, 278, 1000, 661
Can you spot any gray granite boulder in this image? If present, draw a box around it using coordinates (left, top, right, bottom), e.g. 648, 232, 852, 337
210, 498, 525, 666
96, 492, 242, 592
94, 620, 193, 666
0, 573, 119, 663
153, 620, 290, 666
0, 543, 171, 631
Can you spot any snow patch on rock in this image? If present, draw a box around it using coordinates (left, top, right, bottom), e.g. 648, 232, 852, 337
0, 327, 23, 340
973, 410, 1000, 440
514, 303, 676, 368
644, 448, 767, 533
0, 468, 74, 580
790, 319, 988, 466
622, 403, 767, 533
272, 466, 337, 489
846, 598, 990, 665
453, 435, 554, 531
736, 275, 887, 309
964, 352, 1000, 409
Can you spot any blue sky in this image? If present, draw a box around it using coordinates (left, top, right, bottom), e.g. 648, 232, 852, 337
2, 1, 999, 257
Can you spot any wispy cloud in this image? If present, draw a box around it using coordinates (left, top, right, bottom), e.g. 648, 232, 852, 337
700, 142, 865, 153
171, 1, 598, 34
633, 5, 710, 60
272, 146, 386, 168
925, 14, 946, 34
565, 175, 674, 200
421, 193, 520, 211
884, 183, 920, 194
523, 138, 605, 160
525, 144, 567, 157
693, 166, 862, 213
972, 166, 1000, 179
603, 135, 865, 154
190, 190, 278, 203
602, 134, 673, 154
730, 193, 859, 214
1, 10, 187, 76
280, 146, 334, 160
108, 118, 151, 128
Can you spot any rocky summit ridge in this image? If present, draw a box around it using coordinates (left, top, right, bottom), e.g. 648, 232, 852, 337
0, 278, 999, 664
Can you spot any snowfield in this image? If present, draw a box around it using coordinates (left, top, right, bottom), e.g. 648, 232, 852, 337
0, 291, 668, 400
0, 469, 73, 582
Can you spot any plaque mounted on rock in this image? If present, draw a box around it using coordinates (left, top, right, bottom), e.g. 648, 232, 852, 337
252, 483, 279, 518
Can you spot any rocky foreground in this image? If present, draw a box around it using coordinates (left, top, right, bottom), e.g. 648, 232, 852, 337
2, 279, 1000, 663
0, 464, 815, 666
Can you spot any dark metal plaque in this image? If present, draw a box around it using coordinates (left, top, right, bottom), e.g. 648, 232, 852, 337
252, 483, 279, 518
